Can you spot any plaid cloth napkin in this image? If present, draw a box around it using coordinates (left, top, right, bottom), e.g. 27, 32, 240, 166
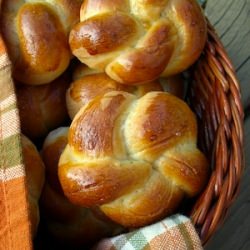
0, 1, 205, 249
94, 215, 202, 250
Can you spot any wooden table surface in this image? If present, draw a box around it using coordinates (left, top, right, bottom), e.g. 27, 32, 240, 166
204, 0, 250, 249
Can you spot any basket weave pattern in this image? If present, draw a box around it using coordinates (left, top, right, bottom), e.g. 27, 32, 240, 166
189, 20, 245, 244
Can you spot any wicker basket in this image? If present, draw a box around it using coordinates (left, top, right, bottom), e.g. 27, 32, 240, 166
188, 20, 244, 245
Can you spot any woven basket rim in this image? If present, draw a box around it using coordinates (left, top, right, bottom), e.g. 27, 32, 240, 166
189, 18, 245, 245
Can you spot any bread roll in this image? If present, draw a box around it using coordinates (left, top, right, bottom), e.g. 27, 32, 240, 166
21, 135, 45, 237
58, 91, 209, 228
16, 73, 70, 139
67, 65, 163, 119
0, 0, 82, 85
40, 127, 123, 248
69, 0, 207, 84
67, 64, 185, 119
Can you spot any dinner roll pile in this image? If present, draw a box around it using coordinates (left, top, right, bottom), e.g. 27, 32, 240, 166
0, 0, 209, 247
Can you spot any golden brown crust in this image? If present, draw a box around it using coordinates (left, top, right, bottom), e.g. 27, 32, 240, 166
69, 92, 134, 155
68, 64, 185, 120
161, 0, 207, 76
16, 73, 70, 139
66, 73, 135, 119
66, 66, 165, 119
70, 12, 138, 56
106, 22, 175, 84
15, 3, 70, 84
69, 0, 207, 84
59, 160, 151, 207
0, 0, 81, 85
101, 171, 184, 228
157, 146, 208, 196
21, 135, 45, 238
40, 127, 122, 247
59, 91, 209, 228
124, 92, 197, 161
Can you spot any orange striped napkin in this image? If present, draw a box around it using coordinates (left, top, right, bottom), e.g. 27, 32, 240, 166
0, 35, 32, 250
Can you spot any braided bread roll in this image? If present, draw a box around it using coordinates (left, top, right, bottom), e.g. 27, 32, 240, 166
40, 127, 122, 247
69, 0, 207, 84
0, 0, 82, 85
59, 91, 209, 228
16, 73, 70, 139
67, 65, 164, 119
21, 135, 45, 237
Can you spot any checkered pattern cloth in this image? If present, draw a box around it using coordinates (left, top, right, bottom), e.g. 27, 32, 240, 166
94, 215, 202, 250
0, 1, 205, 249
